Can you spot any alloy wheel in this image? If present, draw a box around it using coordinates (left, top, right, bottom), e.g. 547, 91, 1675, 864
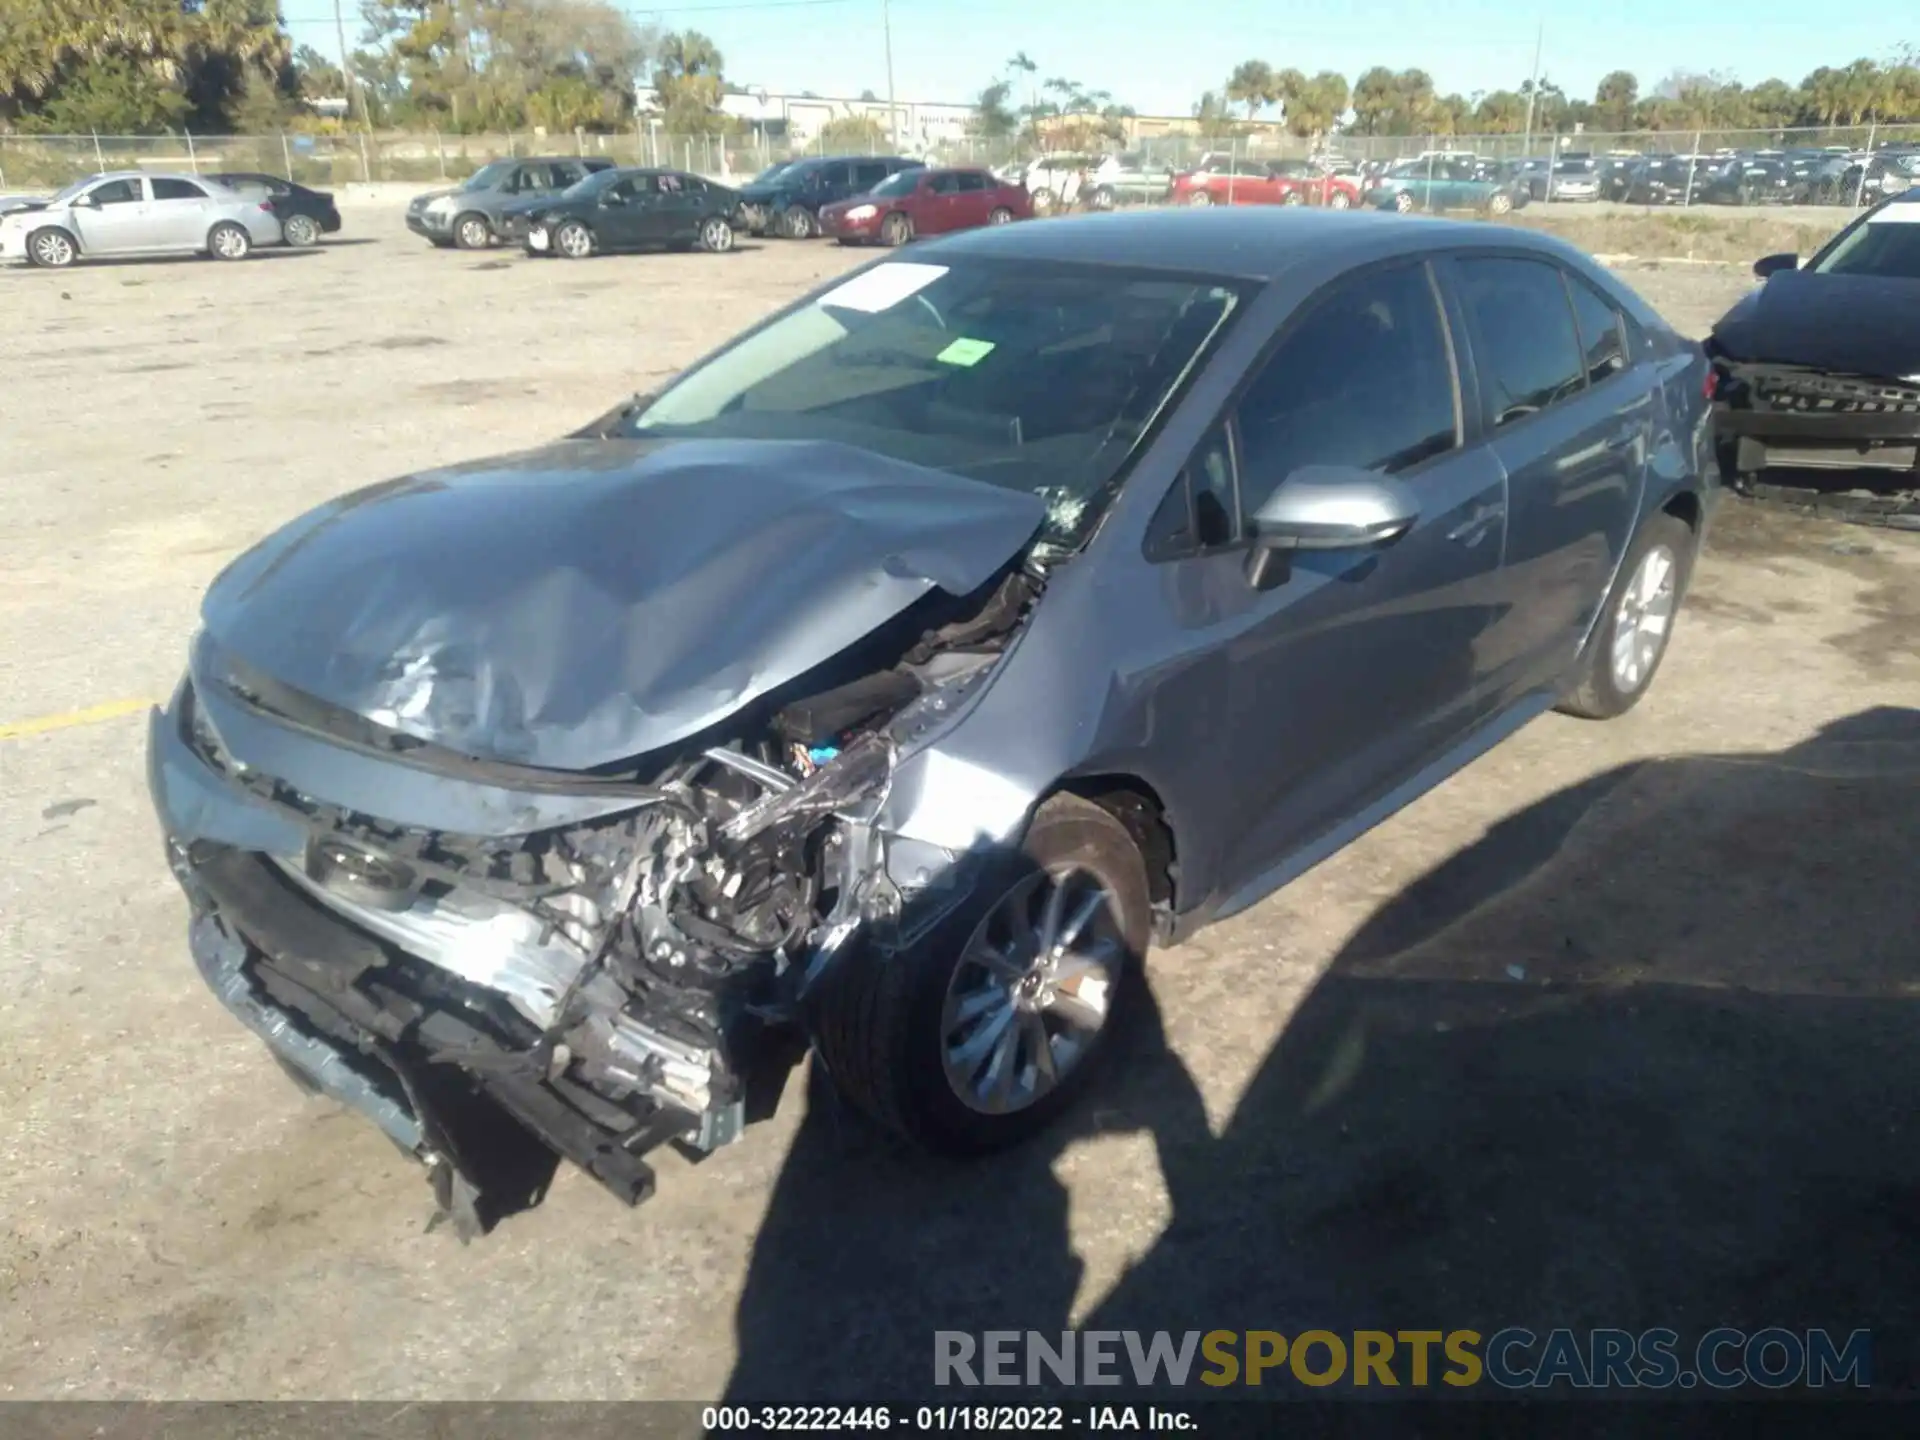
988, 207, 1014, 225
209, 223, 250, 260
940, 865, 1123, 1116
700, 216, 734, 252
282, 214, 319, 247
556, 221, 593, 259
1611, 544, 1678, 694
1186, 191, 1213, 207
30, 229, 75, 267
455, 215, 490, 250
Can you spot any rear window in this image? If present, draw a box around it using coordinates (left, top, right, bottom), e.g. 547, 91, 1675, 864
151, 177, 206, 200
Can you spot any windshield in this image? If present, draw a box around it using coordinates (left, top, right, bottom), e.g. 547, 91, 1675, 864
624, 258, 1245, 547
461, 160, 515, 191
752, 162, 795, 185
50, 176, 101, 203
1813, 214, 1920, 279
563, 168, 622, 199
870, 169, 921, 198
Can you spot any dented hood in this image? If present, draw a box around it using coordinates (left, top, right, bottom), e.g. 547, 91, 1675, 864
201, 438, 1046, 770
1710, 271, 1920, 377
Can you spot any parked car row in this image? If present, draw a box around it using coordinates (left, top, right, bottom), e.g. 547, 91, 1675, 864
0, 169, 338, 268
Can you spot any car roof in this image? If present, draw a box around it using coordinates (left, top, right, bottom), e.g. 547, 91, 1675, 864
919, 207, 1590, 283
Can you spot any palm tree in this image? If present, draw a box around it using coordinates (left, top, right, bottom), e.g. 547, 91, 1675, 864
1225, 59, 1276, 121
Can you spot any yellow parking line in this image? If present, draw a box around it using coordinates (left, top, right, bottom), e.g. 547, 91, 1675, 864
0, 696, 158, 742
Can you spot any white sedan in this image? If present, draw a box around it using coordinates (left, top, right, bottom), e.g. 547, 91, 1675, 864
0, 170, 283, 268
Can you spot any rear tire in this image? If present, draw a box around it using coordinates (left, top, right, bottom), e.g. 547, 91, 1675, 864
1486, 190, 1514, 216
1089, 185, 1116, 211
1557, 513, 1695, 720
987, 206, 1014, 225
1029, 186, 1056, 214
809, 793, 1150, 1155
880, 211, 912, 247
1392, 191, 1416, 213
779, 206, 815, 239
1327, 189, 1352, 209
698, 215, 735, 253
207, 221, 251, 261
1185, 190, 1213, 207
453, 212, 491, 250
281, 213, 320, 247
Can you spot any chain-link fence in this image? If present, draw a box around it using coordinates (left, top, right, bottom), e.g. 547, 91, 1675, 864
3, 122, 1916, 205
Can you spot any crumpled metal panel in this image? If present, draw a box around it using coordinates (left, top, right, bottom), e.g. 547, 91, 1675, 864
199, 437, 1045, 772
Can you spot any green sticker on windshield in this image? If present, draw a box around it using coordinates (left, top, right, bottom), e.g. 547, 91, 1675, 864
935, 337, 996, 367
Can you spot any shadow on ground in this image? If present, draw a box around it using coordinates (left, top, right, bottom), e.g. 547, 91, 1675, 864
722, 706, 1920, 1407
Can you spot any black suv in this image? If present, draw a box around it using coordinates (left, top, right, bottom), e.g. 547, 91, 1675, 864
739, 154, 924, 238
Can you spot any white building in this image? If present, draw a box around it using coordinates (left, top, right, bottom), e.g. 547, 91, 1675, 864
633, 85, 974, 150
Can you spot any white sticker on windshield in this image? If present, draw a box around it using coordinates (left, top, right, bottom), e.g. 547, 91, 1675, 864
1867, 201, 1920, 224
816, 262, 949, 313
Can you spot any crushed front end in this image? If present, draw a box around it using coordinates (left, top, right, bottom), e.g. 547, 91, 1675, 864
151, 571, 1032, 1235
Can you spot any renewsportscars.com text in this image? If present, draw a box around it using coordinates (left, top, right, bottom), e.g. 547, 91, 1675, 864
934, 1328, 1871, 1390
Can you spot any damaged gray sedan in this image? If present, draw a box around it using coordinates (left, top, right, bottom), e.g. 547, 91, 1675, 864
151, 210, 1713, 1233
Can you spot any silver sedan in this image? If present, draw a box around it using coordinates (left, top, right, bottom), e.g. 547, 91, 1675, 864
0, 170, 283, 268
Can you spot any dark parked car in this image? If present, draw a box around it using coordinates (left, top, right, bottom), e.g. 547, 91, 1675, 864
1697, 157, 1807, 207
510, 168, 745, 258
1622, 157, 1715, 205
406, 157, 615, 249
212, 173, 341, 246
818, 165, 1030, 245
1707, 188, 1920, 516
148, 209, 1712, 1233
738, 153, 924, 238
1809, 153, 1915, 206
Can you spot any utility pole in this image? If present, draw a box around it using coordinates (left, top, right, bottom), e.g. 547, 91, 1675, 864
882, 0, 899, 151
333, 0, 368, 128
1519, 22, 1543, 159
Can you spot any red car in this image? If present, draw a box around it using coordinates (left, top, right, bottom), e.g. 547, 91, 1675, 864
818, 166, 1032, 245
1169, 157, 1360, 209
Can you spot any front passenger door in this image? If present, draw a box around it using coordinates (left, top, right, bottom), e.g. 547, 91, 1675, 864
1154, 260, 1509, 900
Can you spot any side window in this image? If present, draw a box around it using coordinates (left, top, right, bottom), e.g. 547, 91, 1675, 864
90, 178, 143, 206
853, 161, 889, 188
929, 172, 962, 195
1145, 425, 1237, 560
1453, 256, 1587, 428
151, 178, 206, 200
821, 162, 852, 189
1234, 261, 1460, 517
956, 171, 988, 192
550, 163, 582, 188
1562, 272, 1628, 385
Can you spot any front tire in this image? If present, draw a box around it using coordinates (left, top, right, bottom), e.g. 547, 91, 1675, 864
1185, 190, 1213, 207
27, 227, 76, 268
880, 211, 912, 247
1392, 191, 1416, 213
1327, 189, 1352, 209
281, 213, 320, 247
1557, 513, 1695, 720
809, 793, 1150, 1155
779, 206, 815, 239
554, 219, 594, 259
1088, 185, 1116, 211
1486, 190, 1514, 216
207, 221, 251, 261
1029, 186, 1056, 215
453, 212, 491, 250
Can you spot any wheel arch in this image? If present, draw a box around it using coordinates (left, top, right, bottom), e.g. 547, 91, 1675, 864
1051, 773, 1181, 921
29, 222, 82, 255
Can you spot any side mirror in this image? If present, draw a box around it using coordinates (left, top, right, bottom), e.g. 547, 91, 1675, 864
1244, 466, 1421, 590
1752, 251, 1798, 279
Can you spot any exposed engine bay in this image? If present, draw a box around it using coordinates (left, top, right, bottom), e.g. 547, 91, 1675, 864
160, 558, 1040, 1235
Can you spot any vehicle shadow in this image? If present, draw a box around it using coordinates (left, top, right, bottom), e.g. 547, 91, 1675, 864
721, 706, 1920, 1406
6, 247, 328, 272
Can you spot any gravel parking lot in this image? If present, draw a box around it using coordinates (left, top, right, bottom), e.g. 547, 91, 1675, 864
3, 212, 1917, 1401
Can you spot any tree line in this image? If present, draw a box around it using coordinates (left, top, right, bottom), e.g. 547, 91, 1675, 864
1196, 56, 1920, 141
4, 4, 1918, 141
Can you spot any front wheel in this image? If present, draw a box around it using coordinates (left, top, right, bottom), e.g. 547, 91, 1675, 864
1392, 190, 1416, 213
698, 215, 735, 253
1087, 185, 1116, 211
1485, 190, 1514, 216
1327, 189, 1352, 209
808, 793, 1150, 1154
207, 221, 251, 260
553, 219, 594, 259
1557, 513, 1695, 720
27, 227, 76, 268
453, 212, 491, 250
1029, 186, 1056, 215
1281, 190, 1306, 206
281, 213, 320, 247
880, 211, 912, 247
779, 206, 815, 239
1185, 190, 1213, 207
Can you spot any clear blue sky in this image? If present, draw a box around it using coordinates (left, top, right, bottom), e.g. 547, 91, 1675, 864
281, 0, 1902, 116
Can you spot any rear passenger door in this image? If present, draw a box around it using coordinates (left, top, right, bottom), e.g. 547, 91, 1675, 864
952, 170, 993, 227
920, 171, 964, 232
1442, 253, 1651, 703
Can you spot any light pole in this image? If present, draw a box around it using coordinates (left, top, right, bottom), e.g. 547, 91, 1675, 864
333, 0, 370, 128
1519, 22, 1543, 160
882, 0, 899, 151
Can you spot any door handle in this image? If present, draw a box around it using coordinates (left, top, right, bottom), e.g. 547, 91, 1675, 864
1446, 501, 1505, 546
